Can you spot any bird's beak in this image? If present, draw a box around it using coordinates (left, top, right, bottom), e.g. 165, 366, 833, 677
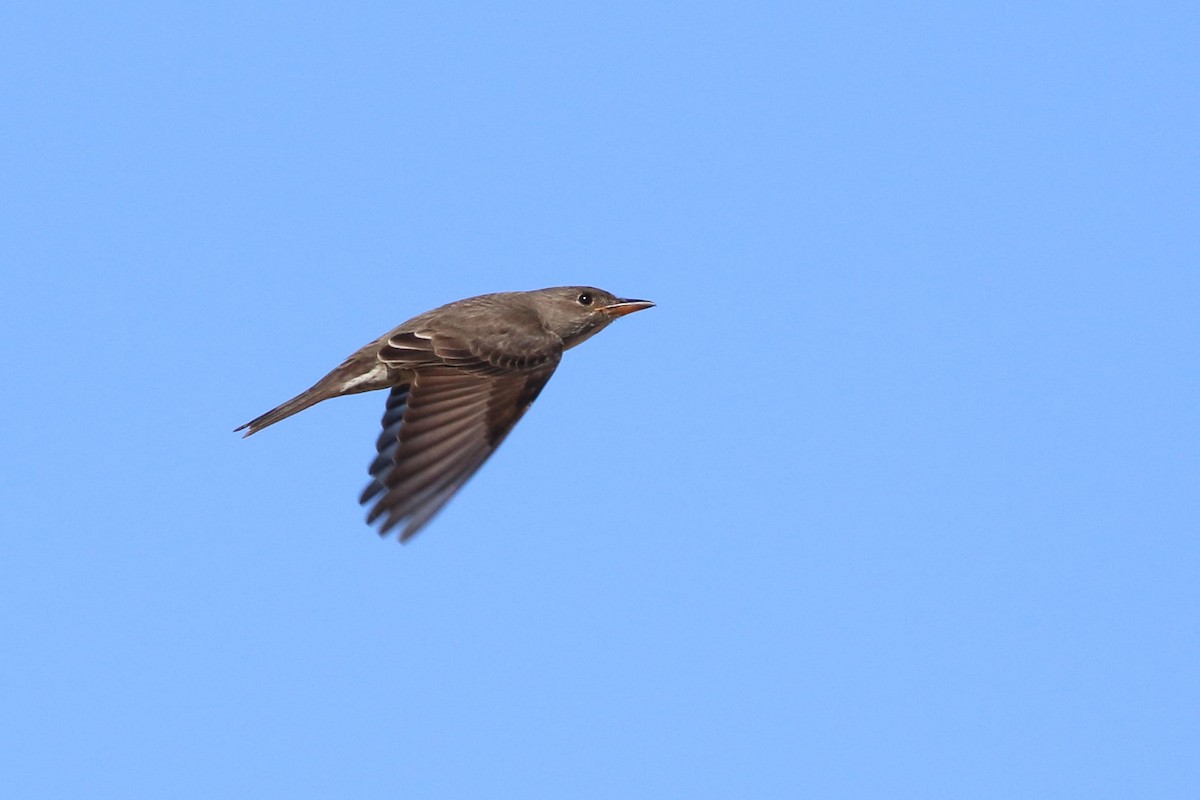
600, 298, 655, 318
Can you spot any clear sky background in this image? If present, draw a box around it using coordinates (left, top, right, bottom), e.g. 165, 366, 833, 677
3, 2, 1197, 797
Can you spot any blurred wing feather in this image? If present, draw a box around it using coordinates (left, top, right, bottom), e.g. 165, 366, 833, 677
360, 365, 557, 542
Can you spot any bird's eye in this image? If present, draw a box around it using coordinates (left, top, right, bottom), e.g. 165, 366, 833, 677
577, 292, 593, 306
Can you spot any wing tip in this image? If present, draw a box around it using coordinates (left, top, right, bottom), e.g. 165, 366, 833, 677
366, 510, 421, 545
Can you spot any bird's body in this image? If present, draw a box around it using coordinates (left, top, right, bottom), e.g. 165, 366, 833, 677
237, 287, 653, 542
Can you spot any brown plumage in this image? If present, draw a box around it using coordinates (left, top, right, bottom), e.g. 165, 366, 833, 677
236, 287, 653, 542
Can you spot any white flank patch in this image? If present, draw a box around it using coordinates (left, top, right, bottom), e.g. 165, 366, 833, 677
340, 363, 388, 392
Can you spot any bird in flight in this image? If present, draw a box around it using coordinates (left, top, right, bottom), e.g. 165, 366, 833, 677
236, 286, 654, 542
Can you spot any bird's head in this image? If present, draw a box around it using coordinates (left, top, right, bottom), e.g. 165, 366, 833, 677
530, 286, 655, 349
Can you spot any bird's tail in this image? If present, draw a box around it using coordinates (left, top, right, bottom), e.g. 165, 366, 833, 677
235, 346, 391, 437
234, 385, 331, 438
237, 340, 393, 438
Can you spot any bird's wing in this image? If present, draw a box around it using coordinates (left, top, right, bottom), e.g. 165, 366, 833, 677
362, 329, 561, 542
378, 327, 557, 374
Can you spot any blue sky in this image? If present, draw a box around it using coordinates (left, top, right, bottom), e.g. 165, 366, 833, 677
2, 2, 1197, 797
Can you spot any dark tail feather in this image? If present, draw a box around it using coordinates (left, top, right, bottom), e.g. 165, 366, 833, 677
234, 386, 330, 437
235, 346, 388, 438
